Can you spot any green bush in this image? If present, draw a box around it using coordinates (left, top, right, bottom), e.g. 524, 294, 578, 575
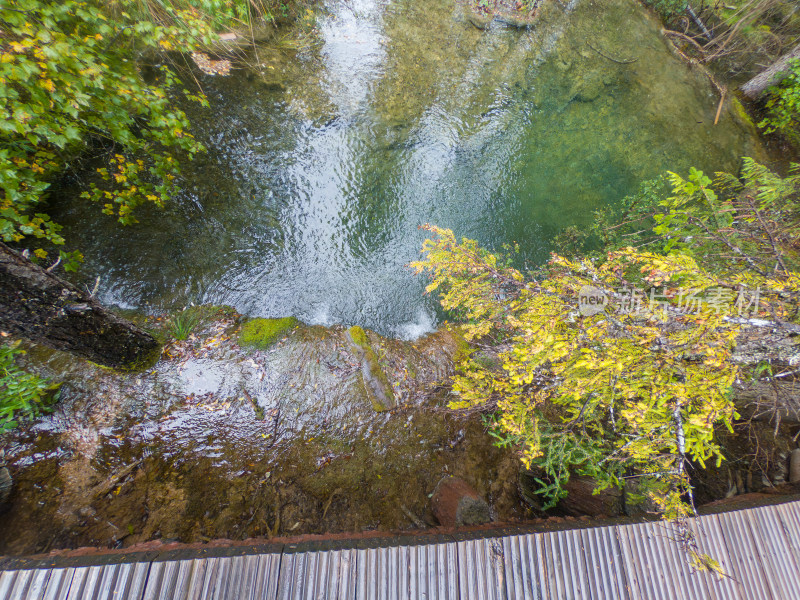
759, 58, 800, 144
0, 342, 58, 432
128, 0, 301, 31
0, 0, 214, 257
645, 0, 688, 18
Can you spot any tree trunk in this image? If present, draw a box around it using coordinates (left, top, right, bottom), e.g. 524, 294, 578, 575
741, 44, 800, 99
0, 243, 159, 368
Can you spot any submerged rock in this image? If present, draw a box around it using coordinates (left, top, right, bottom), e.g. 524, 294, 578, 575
569, 70, 608, 103
467, 12, 491, 30
493, 13, 538, 30
431, 476, 492, 527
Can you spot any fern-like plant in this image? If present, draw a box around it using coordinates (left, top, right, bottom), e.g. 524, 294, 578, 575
0, 342, 58, 433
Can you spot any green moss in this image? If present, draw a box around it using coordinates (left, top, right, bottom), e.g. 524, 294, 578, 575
239, 317, 298, 349
348, 325, 369, 347
346, 326, 395, 412
118, 343, 163, 373
731, 96, 757, 130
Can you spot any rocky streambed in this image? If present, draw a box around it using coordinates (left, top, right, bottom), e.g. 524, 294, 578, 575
0, 309, 527, 555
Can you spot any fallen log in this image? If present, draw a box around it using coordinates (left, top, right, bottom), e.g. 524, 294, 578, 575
0, 243, 160, 369
741, 43, 800, 99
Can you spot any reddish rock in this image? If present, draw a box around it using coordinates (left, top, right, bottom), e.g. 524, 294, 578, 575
431, 476, 491, 528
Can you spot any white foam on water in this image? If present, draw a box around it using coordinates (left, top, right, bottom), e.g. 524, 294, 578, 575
308, 302, 334, 326
396, 309, 436, 340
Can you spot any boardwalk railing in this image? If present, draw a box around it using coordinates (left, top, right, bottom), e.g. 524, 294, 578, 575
2, 499, 799, 599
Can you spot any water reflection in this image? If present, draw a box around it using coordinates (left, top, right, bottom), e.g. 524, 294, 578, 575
51, 0, 759, 338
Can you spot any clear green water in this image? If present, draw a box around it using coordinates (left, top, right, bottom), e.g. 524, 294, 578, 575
52, 0, 760, 338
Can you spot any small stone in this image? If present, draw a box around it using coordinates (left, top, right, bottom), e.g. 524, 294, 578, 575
789, 449, 800, 483
555, 60, 571, 72
431, 476, 491, 528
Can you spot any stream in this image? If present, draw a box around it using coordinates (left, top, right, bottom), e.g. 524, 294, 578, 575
51, 0, 759, 339
0, 0, 765, 554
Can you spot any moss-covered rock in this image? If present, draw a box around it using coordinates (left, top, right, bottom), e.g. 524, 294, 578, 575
348, 324, 369, 347
239, 317, 298, 349
731, 96, 757, 130
346, 325, 396, 412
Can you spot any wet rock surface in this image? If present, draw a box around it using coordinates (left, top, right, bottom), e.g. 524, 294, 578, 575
0, 311, 527, 555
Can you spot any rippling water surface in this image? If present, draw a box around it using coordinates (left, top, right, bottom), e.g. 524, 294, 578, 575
53, 0, 760, 337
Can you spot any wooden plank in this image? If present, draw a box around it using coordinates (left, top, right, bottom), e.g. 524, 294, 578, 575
457, 538, 505, 600
6, 500, 800, 600
127, 563, 152, 600
199, 558, 224, 600
254, 554, 282, 600
0, 570, 17, 600
562, 529, 590, 600
41, 568, 75, 600
181, 559, 208, 600
277, 552, 301, 600
579, 526, 628, 600
64, 566, 101, 600
747, 506, 800, 599
0, 570, 20, 600
22, 569, 52, 600
501, 534, 539, 600
3, 570, 33, 600
142, 562, 168, 600
688, 514, 742, 600
715, 511, 774, 600
236, 556, 259, 600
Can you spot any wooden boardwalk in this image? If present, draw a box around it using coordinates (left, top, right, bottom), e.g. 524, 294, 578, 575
2, 499, 799, 599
